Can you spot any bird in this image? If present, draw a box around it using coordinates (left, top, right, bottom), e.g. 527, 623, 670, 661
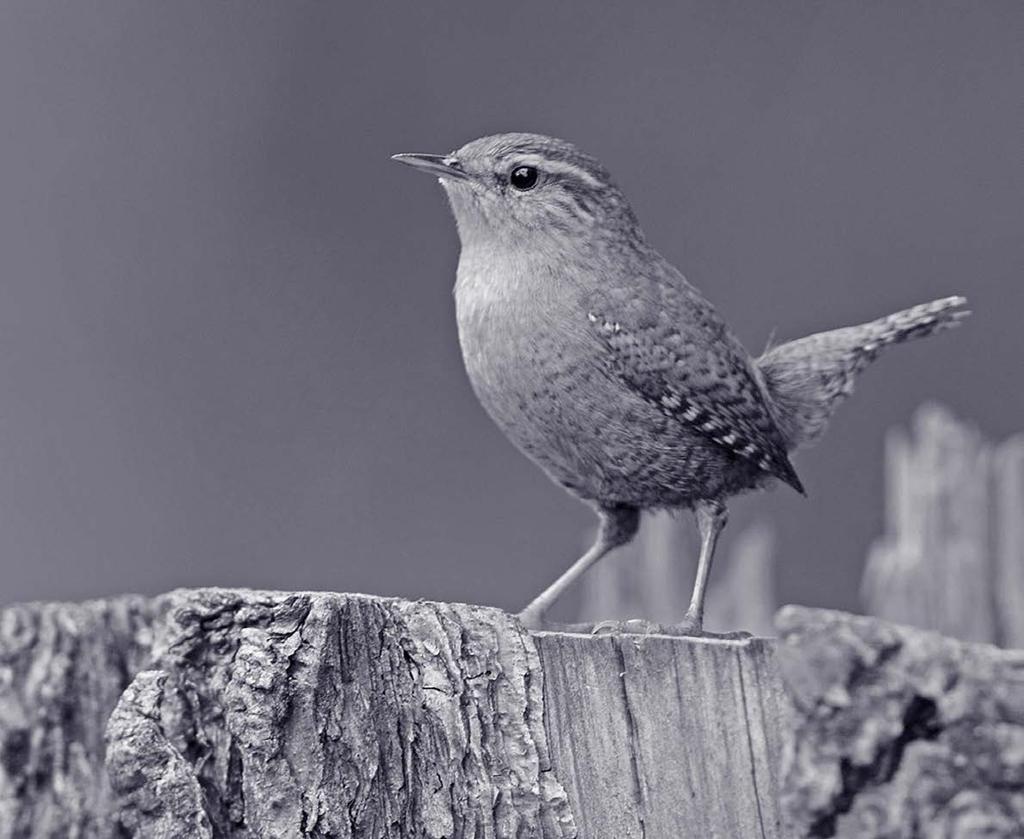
392, 132, 969, 634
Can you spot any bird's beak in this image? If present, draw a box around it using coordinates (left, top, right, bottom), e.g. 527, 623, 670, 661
391, 153, 470, 182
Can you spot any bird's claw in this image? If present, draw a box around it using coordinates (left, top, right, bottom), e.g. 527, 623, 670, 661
591, 618, 663, 636
518, 611, 755, 640
589, 618, 754, 640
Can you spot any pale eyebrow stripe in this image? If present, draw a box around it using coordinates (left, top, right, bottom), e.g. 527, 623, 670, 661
508, 154, 604, 189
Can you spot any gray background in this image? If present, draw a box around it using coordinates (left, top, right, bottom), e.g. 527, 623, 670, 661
1, 1, 1021, 620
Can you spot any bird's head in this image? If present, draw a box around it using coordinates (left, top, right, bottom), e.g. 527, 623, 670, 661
393, 133, 641, 252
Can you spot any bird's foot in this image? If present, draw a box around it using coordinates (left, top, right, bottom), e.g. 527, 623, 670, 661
591, 618, 665, 636
662, 611, 752, 639
589, 616, 753, 640
590, 610, 704, 637
673, 611, 703, 636
518, 608, 754, 640
665, 614, 755, 639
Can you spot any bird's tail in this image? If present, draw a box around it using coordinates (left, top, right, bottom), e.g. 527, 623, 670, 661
757, 296, 970, 449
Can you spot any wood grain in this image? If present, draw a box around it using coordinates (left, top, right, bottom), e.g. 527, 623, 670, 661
536, 631, 786, 838
3, 589, 1024, 837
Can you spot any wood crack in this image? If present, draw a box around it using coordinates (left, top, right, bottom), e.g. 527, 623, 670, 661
614, 638, 647, 839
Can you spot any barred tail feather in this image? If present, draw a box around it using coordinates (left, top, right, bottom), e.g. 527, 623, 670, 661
756, 296, 969, 449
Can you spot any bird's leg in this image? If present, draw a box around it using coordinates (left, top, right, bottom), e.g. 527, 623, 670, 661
517, 504, 639, 629
592, 500, 735, 638
676, 499, 728, 634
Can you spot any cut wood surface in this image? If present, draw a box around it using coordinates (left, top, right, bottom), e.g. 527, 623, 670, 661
1, 588, 1022, 838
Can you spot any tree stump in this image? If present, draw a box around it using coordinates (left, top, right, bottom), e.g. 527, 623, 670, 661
777, 605, 1024, 837
1, 589, 1023, 837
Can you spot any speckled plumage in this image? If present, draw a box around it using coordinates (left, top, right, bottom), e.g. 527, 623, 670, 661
394, 133, 969, 630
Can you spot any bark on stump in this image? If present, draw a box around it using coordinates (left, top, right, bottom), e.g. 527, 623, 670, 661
777, 605, 1024, 837
1, 588, 1022, 838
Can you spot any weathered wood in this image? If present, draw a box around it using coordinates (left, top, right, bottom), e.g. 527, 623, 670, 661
995, 434, 1024, 647
3, 589, 1024, 837
862, 403, 995, 643
105, 590, 575, 838
0, 596, 157, 839
777, 605, 1024, 837
1, 588, 782, 837
861, 403, 1024, 647
536, 631, 786, 838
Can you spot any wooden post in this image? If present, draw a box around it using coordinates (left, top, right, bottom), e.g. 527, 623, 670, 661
994, 434, 1024, 647
0, 589, 784, 838
2, 589, 1024, 837
776, 605, 1024, 836
535, 630, 785, 837
862, 403, 1024, 647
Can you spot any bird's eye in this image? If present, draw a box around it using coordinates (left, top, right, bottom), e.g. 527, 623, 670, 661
509, 166, 540, 191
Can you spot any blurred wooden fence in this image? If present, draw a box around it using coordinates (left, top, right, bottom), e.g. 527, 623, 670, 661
862, 402, 1024, 646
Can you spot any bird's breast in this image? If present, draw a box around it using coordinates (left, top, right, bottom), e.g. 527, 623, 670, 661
453, 249, 601, 457
454, 251, 562, 410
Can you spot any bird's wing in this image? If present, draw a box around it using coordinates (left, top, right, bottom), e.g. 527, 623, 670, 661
587, 279, 805, 495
